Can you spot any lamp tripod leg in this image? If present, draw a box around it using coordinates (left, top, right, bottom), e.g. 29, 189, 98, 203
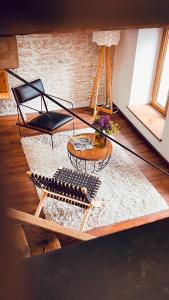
89, 46, 105, 115
106, 46, 113, 113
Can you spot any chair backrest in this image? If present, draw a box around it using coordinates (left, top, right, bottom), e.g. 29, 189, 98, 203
28, 172, 91, 207
27, 167, 101, 206
12, 78, 45, 104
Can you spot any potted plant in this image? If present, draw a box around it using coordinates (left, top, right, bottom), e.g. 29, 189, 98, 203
92, 114, 119, 148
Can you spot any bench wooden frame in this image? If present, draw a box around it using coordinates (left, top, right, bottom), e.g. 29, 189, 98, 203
8, 207, 95, 242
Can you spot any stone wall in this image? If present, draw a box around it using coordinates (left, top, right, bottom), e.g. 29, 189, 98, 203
0, 31, 102, 115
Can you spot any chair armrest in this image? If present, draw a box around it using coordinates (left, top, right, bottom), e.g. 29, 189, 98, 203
46, 94, 74, 110
21, 103, 42, 114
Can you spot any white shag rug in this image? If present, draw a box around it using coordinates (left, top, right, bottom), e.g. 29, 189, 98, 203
21, 128, 168, 231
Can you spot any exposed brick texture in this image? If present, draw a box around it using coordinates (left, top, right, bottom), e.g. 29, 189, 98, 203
0, 30, 110, 115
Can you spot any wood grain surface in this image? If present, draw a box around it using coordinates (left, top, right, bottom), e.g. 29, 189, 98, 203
67, 132, 112, 161
1, 107, 169, 239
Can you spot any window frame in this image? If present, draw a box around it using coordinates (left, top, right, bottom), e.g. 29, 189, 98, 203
151, 28, 169, 116
0, 70, 10, 100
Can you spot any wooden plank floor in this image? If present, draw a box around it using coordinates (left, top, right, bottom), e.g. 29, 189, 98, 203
1, 107, 169, 237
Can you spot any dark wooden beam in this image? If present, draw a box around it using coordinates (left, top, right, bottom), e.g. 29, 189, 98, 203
0, 0, 169, 36
23, 217, 169, 300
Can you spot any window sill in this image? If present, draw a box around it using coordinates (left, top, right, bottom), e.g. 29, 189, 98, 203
127, 104, 165, 141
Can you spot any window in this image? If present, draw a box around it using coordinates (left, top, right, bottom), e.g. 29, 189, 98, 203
151, 28, 169, 116
0, 70, 10, 100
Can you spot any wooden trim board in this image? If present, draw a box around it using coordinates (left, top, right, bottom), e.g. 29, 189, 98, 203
88, 209, 169, 237
8, 208, 96, 241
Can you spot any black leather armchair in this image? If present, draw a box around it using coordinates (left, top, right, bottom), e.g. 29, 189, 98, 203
12, 79, 74, 148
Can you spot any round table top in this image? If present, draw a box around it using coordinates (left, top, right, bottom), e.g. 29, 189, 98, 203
67, 133, 112, 161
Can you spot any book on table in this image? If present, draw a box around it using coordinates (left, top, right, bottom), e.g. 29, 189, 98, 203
69, 135, 93, 151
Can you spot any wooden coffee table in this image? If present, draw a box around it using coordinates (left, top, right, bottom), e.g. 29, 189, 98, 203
67, 133, 112, 173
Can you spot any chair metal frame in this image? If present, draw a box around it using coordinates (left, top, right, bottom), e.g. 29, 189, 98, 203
12, 79, 75, 148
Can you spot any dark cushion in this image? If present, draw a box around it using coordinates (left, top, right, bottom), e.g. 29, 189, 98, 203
12, 79, 45, 104
28, 111, 73, 131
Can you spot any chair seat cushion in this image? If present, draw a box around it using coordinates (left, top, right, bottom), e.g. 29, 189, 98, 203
28, 111, 73, 131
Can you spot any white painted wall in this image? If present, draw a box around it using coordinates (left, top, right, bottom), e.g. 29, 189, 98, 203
113, 28, 169, 162
113, 29, 138, 107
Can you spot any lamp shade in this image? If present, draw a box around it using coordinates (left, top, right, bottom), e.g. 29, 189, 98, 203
92, 30, 121, 47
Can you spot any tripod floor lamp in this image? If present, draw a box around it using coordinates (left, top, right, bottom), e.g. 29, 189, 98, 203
89, 31, 121, 116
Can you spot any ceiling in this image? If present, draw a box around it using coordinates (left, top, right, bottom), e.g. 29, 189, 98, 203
0, 0, 169, 36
